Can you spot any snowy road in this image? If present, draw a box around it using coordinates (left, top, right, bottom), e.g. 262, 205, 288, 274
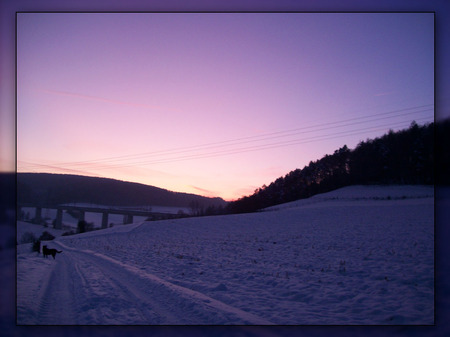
18, 241, 273, 325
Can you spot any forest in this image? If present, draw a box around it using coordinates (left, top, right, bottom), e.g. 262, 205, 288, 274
227, 120, 442, 214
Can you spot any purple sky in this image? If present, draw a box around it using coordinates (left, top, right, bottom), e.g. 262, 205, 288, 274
14, 12, 434, 200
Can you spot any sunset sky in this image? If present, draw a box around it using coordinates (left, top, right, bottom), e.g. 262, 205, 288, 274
16, 12, 434, 201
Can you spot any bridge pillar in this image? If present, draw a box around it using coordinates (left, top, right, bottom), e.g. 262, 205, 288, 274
102, 212, 109, 229
55, 209, 63, 229
34, 207, 42, 224
123, 214, 133, 224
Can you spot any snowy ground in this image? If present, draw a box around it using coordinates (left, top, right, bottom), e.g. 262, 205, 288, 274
16, 185, 434, 325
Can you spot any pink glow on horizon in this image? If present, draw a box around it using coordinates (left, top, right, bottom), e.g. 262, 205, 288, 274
16, 13, 434, 201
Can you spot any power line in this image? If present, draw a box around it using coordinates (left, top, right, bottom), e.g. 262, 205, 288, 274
93, 117, 432, 167
49, 104, 433, 167
17, 160, 103, 177
19, 115, 432, 173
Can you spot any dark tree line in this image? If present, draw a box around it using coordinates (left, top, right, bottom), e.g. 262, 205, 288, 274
227, 121, 437, 214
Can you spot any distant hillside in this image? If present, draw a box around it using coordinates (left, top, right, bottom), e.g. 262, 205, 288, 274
17, 173, 227, 211
227, 121, 437, 214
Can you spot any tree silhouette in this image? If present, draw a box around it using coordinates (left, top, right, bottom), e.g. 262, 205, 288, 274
228, 121, 435, 214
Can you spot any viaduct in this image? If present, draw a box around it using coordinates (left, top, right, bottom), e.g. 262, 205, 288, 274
17, 203, 182, 229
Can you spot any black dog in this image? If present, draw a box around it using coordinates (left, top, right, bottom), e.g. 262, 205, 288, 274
42, 245, 62, 259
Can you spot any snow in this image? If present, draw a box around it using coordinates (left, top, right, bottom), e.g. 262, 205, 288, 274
17, 221, 67, 242
16, 185, 434, 325
264, 184, 434, 211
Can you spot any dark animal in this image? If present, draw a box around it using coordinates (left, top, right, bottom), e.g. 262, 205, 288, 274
42, 245, 62, 259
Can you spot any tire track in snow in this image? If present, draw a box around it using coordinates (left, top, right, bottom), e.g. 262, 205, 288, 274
71, 251, 179, 324
35, 249, 79, 324
32, 242, 179, 324
53, 241, 273, 325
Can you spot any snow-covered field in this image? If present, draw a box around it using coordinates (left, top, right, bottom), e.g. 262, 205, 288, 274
16, 185, 434, 325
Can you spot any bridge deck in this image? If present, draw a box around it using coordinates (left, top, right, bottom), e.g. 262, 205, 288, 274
17, 203, 179, 217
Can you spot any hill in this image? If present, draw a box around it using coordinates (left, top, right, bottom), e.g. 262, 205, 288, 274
228, 121, 436, 213
17, 173, 227, 211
